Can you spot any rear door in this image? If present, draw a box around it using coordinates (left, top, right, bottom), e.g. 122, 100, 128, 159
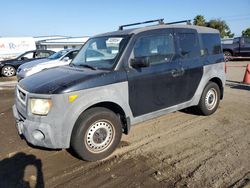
174, 28, 203, 101
126, 29, 189, 117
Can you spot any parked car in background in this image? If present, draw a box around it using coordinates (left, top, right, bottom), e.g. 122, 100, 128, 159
222, 37, 250, 59
0, 50, 55, 77
16, 49, 78, 80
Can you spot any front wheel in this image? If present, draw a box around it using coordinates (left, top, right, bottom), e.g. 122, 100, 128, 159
70, 107, 122, 161
195, 82, 220, 116
1, 65, 16, 77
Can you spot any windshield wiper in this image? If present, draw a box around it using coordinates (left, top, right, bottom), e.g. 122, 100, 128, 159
77, 64, 97, 70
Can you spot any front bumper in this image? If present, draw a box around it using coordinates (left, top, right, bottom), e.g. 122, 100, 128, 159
12, 104, 58, 148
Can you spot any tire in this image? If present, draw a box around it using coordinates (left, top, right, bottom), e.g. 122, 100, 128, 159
196, 82, 220, 116
223, 51, 232, 61
70, 107, 122, 161
1, 65, 16, 77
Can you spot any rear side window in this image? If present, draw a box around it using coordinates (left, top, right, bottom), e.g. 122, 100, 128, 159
132, 33, 175, 65
36, 52, 51, 58
243, 37, 250, 44
201, 34, 222, 55
177, 32, 200, 59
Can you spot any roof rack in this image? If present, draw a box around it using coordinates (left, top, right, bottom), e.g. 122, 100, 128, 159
118, 19, 192, 31
165, 20, 192, 25
118, 19, 164, 30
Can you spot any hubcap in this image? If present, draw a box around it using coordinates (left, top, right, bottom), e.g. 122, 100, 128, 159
85, 120, 114, 153
205, 88, 218, 110
3, 66, 15, 76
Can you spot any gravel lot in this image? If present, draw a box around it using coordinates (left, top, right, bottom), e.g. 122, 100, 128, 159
0, 61, 249, 188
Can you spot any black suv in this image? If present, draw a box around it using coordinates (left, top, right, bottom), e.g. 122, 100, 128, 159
13, 19, 226, 161
0, 49, 55, 77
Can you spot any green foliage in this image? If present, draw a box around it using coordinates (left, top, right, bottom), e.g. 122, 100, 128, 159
193, 15, 234, 38
193, 15, 206, 26
207, 19, 234, 38
242, 28, 250, 36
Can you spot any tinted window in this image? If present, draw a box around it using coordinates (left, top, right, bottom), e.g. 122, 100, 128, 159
35, 52, 51, 58
201, 34, 222, 55
22, 52, 34, 59
132, 33, 175, 65
65, 51, 78, 59
48, 50, 68, 60
243, 37, 250, 44
177, 32, 200, 59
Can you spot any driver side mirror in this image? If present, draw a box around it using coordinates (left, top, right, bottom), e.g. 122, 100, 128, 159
20, 57, 28, 61
62, 57, 70, 62
130, 57, 150, 68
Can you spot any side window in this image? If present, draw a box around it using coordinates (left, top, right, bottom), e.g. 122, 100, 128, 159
201, 34, 222, 55
177, 32, 200, 59
132, 33, 175, 65
244, 37, 250, 44
35, 52, 51, 58
65, 51, 78, 59
22, 52, 34, 59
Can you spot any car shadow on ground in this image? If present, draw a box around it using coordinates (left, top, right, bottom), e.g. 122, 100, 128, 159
226, 80, 250, 91
0, 152, 44, 188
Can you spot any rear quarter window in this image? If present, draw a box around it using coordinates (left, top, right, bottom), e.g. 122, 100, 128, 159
201, 34, 222, 55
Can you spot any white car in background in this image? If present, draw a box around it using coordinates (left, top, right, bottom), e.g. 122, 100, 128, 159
16, 49, 78, 81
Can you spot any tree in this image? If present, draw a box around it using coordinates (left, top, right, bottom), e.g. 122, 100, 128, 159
193, 15, 206, 26
207, 19, 234, 38
242, 28, 250, 36
193, 15, 235, 38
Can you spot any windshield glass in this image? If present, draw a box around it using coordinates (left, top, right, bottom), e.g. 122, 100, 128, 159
48, 50, 68, 60
71, 36, 128, 69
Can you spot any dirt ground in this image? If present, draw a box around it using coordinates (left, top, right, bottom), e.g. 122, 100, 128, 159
0, 61, 249, 188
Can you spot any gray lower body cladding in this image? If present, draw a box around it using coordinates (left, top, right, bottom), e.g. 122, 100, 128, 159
12, 62, 225, 149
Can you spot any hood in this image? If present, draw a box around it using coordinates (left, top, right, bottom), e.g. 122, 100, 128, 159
18, 65, 121, 94
18, 58, 52, 70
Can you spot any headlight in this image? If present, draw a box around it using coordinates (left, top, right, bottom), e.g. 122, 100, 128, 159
23, 67, 32, 72
30, 98, 52, 115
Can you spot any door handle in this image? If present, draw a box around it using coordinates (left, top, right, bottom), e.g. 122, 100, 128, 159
171, 69, 179, 77
171, 68, 185, 77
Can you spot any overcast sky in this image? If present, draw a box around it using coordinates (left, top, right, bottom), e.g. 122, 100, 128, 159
1, 0, 250, 37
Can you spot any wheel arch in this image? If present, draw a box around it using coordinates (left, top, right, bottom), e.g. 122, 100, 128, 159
209, 77, 224, 99
87, 101, 130, 134
223, 49, 233, 56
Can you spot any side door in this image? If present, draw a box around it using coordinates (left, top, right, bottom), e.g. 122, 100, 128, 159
17, 51, 35, 66
174, 28, 203, 102
126, 29, 188, 117
240, 37, 250, 57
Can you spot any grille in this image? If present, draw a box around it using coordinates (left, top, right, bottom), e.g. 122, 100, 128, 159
16, 86, 27, 106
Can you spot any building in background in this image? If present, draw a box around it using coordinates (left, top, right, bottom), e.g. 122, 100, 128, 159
35, 36, 89, 52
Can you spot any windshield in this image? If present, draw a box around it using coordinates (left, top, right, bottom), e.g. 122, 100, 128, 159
71, 36, 128, 70
48, 50, 68, 60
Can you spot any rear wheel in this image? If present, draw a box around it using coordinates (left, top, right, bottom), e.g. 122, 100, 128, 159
195, 82, 220, 116
1, 65, 16, 77
70, 107, 122, 161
